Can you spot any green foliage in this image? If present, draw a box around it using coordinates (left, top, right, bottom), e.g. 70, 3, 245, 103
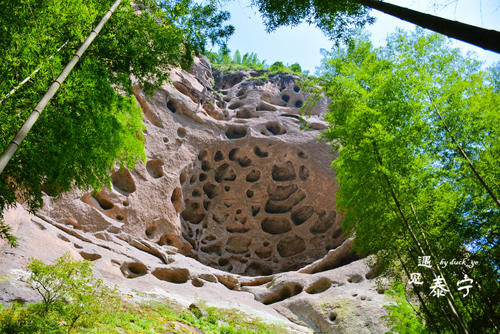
289, 62, 302, 74
0, 0, 233, 245
269, 61, 285, 71
27, 253, 118, 330
0, 219, 17, 247
250, 0, 374, 43
0, 255, 284, 333
315, 29, 499, 333
206, 49, 305, 75
489, 62, 500, 93
0, 254, 118, 333
383, 283, 428, 334
0, 302, 63, 333
207, 49, 268, 71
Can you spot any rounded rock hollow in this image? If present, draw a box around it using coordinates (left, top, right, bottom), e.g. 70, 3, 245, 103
178, 139, 344, 276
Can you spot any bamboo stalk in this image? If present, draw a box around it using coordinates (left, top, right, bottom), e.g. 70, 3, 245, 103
411, 202, 500, 331
395, 250, 441, 333
371, 141, 470, 334
0, 40, 69, 106
427, 94, 500, 210
0, 0, 123, 175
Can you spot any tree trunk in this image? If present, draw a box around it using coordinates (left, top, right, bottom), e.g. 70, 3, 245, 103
355, 0, 500, 54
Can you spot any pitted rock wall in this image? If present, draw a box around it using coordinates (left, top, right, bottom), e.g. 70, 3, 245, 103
1, 57, 389, 333
38, 57, 339, 275
179, 140, 343, 275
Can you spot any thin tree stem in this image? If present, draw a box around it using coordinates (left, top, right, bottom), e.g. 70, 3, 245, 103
0, 0, 123, 175
430, 102, 500, 210
409, 204, 484, 327
395, 250, 441, 333
372, 141, 470, 334
0, 40, 69, 106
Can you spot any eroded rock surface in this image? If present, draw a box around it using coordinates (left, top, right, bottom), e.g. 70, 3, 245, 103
0, 57, 389, 333
180, 140, 343, 276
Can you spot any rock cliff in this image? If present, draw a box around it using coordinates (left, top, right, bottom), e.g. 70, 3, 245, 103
0, 57, 389, 333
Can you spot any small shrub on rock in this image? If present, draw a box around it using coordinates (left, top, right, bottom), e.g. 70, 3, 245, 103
26, 253, 118, 332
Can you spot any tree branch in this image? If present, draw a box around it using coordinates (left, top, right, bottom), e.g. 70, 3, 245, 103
355, 0, 500, 53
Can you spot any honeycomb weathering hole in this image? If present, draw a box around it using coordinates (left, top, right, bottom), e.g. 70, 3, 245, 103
306, 277, 332, 294
152, 267, 190, 284
146, 159, 164, 179
167, 100, 177, 113
192, 277, 204, 287
178, 140, 344, 276
177, 127, 187, 138
81, 193, 114, 212
348, 274, 363, 283
225, 125, 247, 139
95, 193, 114, 210
111, 168, 136, 194
262, 282, 303, 305
261, 217, 291, 234
120, 262, 148, 278
171, 187, 183, 212
80, 251, 102, 261
277, 235, 306, 257
173, 82, 198, 104
266, 121, 287, 135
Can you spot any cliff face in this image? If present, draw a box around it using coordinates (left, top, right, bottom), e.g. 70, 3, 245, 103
0, 57, 389, 333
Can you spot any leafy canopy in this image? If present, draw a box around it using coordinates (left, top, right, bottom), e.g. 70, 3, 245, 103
207, 48, 304, 75
383, 283, 428, 334
0, 0, 233, 244
250, 0, 374, 42
27, 254, 118, 329
314, 29, 499, 332
207, 49, 268, 70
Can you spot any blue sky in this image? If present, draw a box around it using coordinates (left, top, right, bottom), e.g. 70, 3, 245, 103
217, 0, 500, 73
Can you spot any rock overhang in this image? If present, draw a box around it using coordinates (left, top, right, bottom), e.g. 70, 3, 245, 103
178, 138, 343, 276
0, 57, 390, 333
